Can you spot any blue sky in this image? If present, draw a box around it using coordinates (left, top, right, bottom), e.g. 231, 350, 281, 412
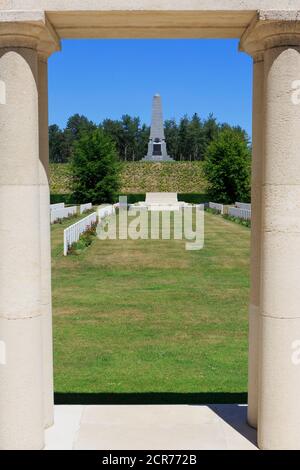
48, 39, 253, 136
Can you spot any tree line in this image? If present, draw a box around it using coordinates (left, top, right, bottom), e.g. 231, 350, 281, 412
49, 113, 249, 163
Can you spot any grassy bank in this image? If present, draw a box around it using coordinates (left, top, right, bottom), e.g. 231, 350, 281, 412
50, 161, 207, 196
120, 161, 207, 193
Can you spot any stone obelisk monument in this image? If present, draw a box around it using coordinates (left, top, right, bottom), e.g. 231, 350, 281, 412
143, 94, 174, 161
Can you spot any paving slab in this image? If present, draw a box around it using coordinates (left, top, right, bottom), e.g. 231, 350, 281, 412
45, 404, 257, 450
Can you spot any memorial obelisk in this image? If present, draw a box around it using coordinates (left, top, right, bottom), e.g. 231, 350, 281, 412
143, 94, 174, 162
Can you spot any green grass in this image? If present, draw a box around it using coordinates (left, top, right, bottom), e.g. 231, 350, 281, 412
51, 211, 250, 402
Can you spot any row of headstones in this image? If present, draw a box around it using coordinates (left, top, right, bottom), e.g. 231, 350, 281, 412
208, 202, 251, 221
63, 204, 116, 255
50, 202, 92, 224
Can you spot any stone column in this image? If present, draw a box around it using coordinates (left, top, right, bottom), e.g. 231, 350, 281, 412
259, 37, 300, 451
247, 52, 264, 429
38, 53, 54, 429
0, 17, 60, 449
0, 30, 44, 450
240, 28, 265, 432
241, 12, 300, 449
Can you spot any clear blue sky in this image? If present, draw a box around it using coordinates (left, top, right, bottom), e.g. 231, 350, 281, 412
48, 39, 253, 136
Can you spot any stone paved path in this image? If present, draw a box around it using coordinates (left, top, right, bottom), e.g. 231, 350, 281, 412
45, 404, 257, 450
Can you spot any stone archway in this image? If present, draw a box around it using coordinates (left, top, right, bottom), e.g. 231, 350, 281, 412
1, 1, 300, 450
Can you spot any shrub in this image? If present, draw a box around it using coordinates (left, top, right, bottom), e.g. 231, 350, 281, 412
71, 129, 121, 204
68, 222, 97, 254
203, 129, 251, 204
205, 207, 221, 216
205, 207, 251, 228
223, 213, 251, 228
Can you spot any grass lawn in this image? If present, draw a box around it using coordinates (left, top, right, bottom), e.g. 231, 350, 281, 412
51, 210, 250, 404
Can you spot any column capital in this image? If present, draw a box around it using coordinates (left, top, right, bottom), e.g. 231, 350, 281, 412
240, 10, 300, 59
0, 11, 61, 58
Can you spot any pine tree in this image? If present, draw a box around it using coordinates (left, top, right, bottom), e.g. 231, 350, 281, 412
164, 119, 179, 160
188, 113, 206, 161
71, 129, 121, 204
49, 124, 69, 163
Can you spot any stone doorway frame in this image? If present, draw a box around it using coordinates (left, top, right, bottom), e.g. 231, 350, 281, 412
1, 2, 300, 450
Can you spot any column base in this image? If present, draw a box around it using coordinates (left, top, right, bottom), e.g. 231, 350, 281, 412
247, 304, 259, 429
258, 315, 300, 450
0, 316, 44, 450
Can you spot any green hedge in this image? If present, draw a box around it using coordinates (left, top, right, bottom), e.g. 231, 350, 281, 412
178, 193, 208, 204
50, 194, 76, 205
119, 194, 145, 204
51, 193, 208, 205
120, 193, 208, 204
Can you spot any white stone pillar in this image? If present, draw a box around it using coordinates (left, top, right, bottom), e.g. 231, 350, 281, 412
240, 30, 265, 432
0, 41, 44, 448
38, 54, 54, 429
247, 53, 264, 429
258, 38, 300, 450
240, 13, 300, 449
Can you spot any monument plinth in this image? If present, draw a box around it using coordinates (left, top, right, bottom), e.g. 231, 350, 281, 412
143, 94, 174, 162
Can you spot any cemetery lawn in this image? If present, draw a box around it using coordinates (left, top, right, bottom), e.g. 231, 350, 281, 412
51, 211, 250, 403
